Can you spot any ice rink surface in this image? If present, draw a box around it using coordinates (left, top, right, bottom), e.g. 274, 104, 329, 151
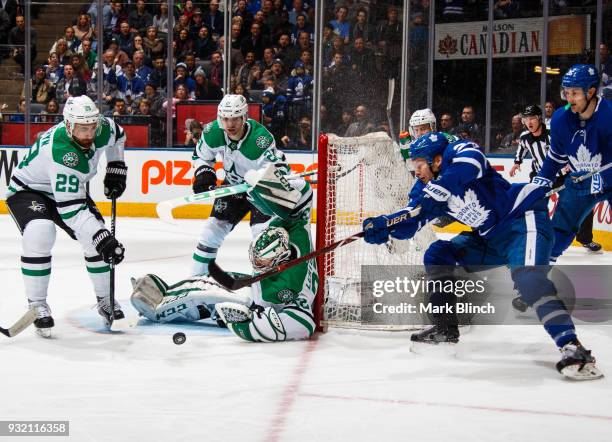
1, 215, 611, 442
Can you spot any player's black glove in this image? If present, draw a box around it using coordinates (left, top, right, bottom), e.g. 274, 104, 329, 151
92, 229, 125, 264
103, 161, 128, 199
193, 165, 217, 194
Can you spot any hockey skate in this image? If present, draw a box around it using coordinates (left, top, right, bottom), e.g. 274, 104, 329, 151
29, 300, 54, 338
410, 324, 460, 355
511, 295, 529, 313
556, 342, 603, 380
96, 296, 125, 328
581, 241, 603, 254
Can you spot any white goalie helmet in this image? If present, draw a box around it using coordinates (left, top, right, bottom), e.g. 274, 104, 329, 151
63, 95, 102, 138
409, 108, 437, 139
217, 94, 249, 128
249, 227, 292, 272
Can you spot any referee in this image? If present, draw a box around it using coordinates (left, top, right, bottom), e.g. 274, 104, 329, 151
510, 104, 602, 253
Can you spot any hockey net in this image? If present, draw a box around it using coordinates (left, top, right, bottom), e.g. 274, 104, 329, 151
315, 132, 437, 330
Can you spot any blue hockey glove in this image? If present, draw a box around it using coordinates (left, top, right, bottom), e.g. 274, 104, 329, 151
390, 217, 420, 240
363, 216, 390, 245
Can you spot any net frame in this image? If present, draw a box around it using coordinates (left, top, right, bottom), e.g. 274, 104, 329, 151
315, 132, 437, 331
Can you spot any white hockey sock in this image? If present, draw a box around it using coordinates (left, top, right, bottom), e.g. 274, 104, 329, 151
21, 219, 56, 304
85, 254, 110, 298
192, 243, 218, 275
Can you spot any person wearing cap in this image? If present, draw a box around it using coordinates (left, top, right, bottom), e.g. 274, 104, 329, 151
174, 62, 196, 94
193, 68, 223, 100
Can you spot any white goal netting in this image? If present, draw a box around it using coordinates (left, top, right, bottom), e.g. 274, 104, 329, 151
316, 132, 437, 330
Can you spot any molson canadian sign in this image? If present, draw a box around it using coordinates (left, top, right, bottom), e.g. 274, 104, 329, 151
435, 15, 590, 60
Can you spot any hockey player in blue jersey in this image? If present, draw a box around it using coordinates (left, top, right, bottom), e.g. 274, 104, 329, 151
534, 64, 612, 262
362, 133, 602, 380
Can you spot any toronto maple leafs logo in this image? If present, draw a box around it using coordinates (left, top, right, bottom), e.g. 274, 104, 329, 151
447, 189, 490, 228
28, 201, 46, 213
568, 144, 602, 172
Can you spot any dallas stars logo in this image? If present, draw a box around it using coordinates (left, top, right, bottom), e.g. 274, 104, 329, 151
28, 201, 46, 213
447, 189, 490, 228
256, 136, 271, 149
62, 152, 79, 167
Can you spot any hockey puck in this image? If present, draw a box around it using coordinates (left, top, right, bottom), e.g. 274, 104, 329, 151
172, 332, 186, 345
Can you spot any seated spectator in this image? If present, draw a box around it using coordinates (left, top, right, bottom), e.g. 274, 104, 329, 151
79, 39, 97, 71
203, 0, 224, 37
345, 104, 374, 137
287, 61, 312, 114
498, 114, 523, 151
193, 68, 223, 100
132, 34, 146, 56
246, 64, 263, 90
190, 9, 205, 41
63, 25, 81, 53
330, 6, 350, 44
291, 13, 313, 45
107, 38, 130, 67
55, 64, 90, 104
105, 97, 129, 117
262, 87, 288, 144
174, 62, 196, 95
173, 14, 191, 40
141, 82, 164, 116
70, 53, 92, 82
296, 49, 313, 74
184, 119, 203, 147
376, 6, 402, 79
324, 35, 346, 66
183, 53, 198, 78
73, 13, 94, 44
22, 65, 56, 104
133, 50, 152, 83
163, 84, 193, 118
50, 38, 72, 65
439, 112, 455, 134
129, 0, 154, 35
288, 0, 307, 26
349, 37, 375, 87
234, 0, 253, 32
259, 47, 276, 74
45, 52, 64, 85
230, 17, 245, 50
270, 59, 289, 93
105, 1, 129, 39
39, 98, 62, 123
351, 8, 373, 46
181, 0, 196, 23
86, 0, 110, 28
175, 28, 194, 60
274, 10, 293, 42
281, 115, 312, 150
252, 10, 271, 37
149, 56, 168, 90
494, 0, 519, 19
233, 82, 253, 102
333, 109, 353, 136
7, 99, 28, 122
206, 51, 224, 87
275, 33, 292, 63
240, 22, 269, 60
117, 60, 146, 108
143, 26, 165, 60
453, 105, 483, 145
455, 124, 473, 141
153, 2, 170, 37
114, 21, 135, 57
236, 51, 257, 86
193, 25, 217, 60
101, 49, 121, 102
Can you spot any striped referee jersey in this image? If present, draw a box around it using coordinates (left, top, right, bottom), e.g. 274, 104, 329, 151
514, 127, 551, 175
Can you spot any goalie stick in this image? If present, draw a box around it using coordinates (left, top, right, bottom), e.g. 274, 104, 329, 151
156, 169, 318, 224
209, 207, 422, 291
0, 309, 37, 338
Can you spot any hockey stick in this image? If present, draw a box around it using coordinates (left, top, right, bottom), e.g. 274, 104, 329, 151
0, 310, 37, 338
545, 163, 612, 197
386, 77, 399, 145
209, 207, 422, 291
109, 196, 117, 329
156, 169, 318, 224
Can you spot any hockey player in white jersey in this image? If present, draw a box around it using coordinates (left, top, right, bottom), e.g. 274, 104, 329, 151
6, 96, 128, 335
190, 94, 290, 276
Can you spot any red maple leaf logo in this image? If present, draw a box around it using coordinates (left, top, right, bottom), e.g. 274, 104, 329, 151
438, 35, 458, 57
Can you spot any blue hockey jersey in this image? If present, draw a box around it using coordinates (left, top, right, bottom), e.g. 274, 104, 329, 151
396, 140, 546, 239
539, 98, 612, 188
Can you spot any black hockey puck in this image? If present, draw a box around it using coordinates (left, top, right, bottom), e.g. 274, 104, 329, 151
173, 332, 186, 345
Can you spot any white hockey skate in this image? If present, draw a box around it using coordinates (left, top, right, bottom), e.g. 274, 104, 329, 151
29, 300, 54, 338
557, 342, 604, 380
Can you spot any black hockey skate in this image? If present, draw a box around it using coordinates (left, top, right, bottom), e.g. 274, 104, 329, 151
581, 241, 603, 254
556, 341, 603, 380
97, 296, 125, 327
511, 295, 529, 313
29, 300, 54, 338
410, 324, 460, 344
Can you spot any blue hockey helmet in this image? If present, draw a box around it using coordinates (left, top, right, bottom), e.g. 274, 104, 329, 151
408, 132, 449, 163
561, 64, 600, 96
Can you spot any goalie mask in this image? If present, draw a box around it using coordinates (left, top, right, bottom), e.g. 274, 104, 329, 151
217, 94, 249, 131
249, 227, 292, 272
409, 108, 436, 139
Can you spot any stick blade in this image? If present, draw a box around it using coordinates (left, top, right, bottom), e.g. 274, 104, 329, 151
209, 261, 251, 291
156, 201, 178, 225
2, 309, 37, 338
